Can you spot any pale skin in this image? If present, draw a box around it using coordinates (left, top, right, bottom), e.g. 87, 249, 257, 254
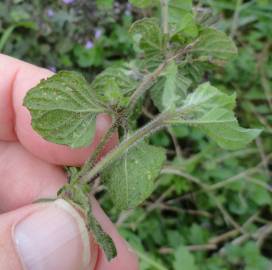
0, 54, 139, 270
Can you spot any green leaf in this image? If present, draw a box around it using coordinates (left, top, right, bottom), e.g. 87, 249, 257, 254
90, 67, 138, 108
129, 18, 163, 54
169, 82, 262, 150
59, 183, 117, 261
129, 0, 158, 8
169, 0, 198, 41
162, 61, 179, 109
173, 245, 197, 270
101, 142, 166, 210
151, 62, 191, 111
192, 28, 238, 64
88, 211, 117, 260
169, 0, 192, 12
23, 71, 104, 148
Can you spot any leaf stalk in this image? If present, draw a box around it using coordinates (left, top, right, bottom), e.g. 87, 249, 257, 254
81, 111, 174, 183
76, 120, 120, 181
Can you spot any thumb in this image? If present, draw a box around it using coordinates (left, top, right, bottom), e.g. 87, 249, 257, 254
0, 199, 98, 270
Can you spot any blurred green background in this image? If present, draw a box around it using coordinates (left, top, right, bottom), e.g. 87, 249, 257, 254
1, 0, 272, 269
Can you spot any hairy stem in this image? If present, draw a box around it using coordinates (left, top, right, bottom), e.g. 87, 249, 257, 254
81, 111, 174, 183
127, 62, 167, 112
77, 39, 197, 183
76, 119, 120, 182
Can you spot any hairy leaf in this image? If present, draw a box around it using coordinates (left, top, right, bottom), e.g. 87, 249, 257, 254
169, 83, 262, 150
192, 28, 238, 64
162, 61, 179, 109
151, 62, 191, 111
129, 18, 163, 54
90, 67, 138, 108
23, 71, 104, 148
101, 142, 166, 210
182, 61, 207, 84
88, 211, 117, 260
59, 183, 117, 261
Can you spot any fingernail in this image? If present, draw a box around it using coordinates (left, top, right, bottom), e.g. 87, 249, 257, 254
13, 199, 91, 270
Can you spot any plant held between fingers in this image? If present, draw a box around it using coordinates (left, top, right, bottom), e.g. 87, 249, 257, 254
23, 0, 262, 261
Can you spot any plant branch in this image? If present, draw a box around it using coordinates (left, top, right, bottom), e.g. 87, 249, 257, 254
76, 119, 120, 182
81, 111, 174, 183
77, 39, 197, 184
127, 62, 167, 112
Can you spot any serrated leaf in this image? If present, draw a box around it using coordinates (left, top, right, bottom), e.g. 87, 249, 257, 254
90, 67, 138, 108
101, 142, 166, 210
23, 71, 104, 148
129, 0, 159, 8
169, 82, 262, 150
181, 82, 237, 111
129, 18, 163, 54
182, 61, 207, 84
192, 28, 238, 64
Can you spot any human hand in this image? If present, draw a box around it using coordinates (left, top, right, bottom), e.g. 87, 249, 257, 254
0, 54, 139, 270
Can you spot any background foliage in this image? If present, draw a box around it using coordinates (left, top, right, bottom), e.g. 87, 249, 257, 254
1, 0, 272, 269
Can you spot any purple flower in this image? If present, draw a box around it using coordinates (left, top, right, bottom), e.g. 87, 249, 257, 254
47, 8, 54, 17
85, 40, 94, 49
48, 66, 57, 73
95, 29, 102, 40
126, 3, 132, 10
62, 0, 75, 4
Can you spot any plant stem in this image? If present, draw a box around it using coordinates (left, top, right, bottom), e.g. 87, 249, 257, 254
127, 62, 167, 112
77, 39, 197, 184
161, 0, 169, 35
230, 0, 243, 38
75, 44, 194, 183
76, 119, 120, 182
81, 111, 173, 183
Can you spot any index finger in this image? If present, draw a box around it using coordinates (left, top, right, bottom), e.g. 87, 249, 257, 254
0, 54, 118, 166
